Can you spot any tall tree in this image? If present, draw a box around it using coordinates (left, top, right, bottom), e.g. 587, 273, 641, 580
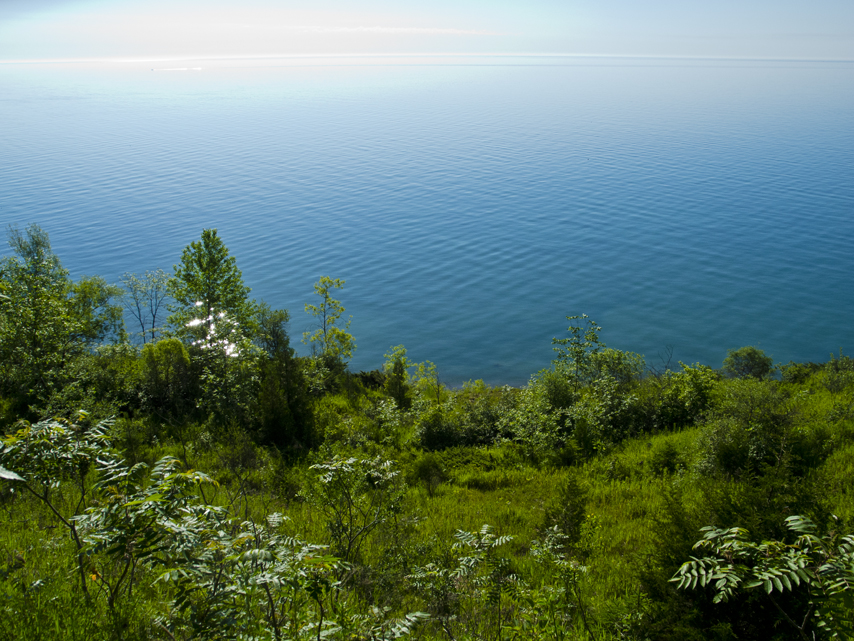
0, 224, 76, 407
168, 229, 255, 343
168, 229, 259, 429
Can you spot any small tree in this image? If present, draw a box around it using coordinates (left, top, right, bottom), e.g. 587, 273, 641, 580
303, 276, 355, 370
383, 345, 412, 410
0, 415, 113, 597
411, 360, 445, 408
528, 526, 598, 641
138, 337, 195, 422
454, 525, 518, 641
120, 269, 172, 343
552, 315, 604, 392
304, 456, 402, 565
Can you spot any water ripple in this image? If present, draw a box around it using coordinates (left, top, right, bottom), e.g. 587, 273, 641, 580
1, 59, 852, 383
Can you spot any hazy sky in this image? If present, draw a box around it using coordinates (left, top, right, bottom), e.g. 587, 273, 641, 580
1, 0, 852, 61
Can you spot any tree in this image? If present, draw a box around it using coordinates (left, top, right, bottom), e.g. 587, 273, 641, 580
303, 276, 355, 368
0, 225, 77, 409
138, 338, 195, 422
193, 307, 261, 429
0, 225, 127, 420
168, 229, 255, 343
722, 346, 774, 380
69, 275, 126, 345
120, 269, 172, 344
166, 230, 260, 429
383, 345, 412, 410
552, 315, 604, 392
254, 303, 314, 449
411, 360, 445, 408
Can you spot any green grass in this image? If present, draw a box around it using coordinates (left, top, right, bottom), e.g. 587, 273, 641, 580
2, 374, 852, 639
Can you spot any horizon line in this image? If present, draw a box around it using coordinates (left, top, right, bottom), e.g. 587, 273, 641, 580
2, 52, 854, 65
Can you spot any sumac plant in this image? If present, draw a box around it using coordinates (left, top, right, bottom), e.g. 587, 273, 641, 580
0, 414, 111, 597
1, 416, 427, 640
672, 515, 854, 640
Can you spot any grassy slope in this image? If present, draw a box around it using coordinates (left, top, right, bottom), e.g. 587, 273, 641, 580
1, 374, 852, 639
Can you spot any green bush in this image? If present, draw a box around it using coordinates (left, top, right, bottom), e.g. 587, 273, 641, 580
779, 360, 821, 385
589, 347, 645, 388
453, 381, 517, 447
498, 385, 565, 462
540, 473, 587, 547
567, 376, 644, 454
722, 346, 774, 380
695, 379, 795, 479
649, 440, 685, 476
408, 451, 449, 496
534, 367, 576, 411
416, 409, 463, 451
653, 363, 718, 431
138, 338, 195, 422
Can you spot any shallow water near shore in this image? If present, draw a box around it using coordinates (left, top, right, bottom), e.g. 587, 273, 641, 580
1, 56, 852, 384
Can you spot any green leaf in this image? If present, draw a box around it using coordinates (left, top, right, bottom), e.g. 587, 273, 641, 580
0, 466, 24, 482
123, 494, 164, 507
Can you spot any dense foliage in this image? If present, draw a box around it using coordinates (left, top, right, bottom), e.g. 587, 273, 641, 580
1, 224, 853, 640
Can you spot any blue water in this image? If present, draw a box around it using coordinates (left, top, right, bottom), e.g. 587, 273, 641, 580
1, 56, 853, 384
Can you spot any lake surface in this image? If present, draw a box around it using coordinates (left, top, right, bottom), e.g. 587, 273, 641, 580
1, 56, 852, 384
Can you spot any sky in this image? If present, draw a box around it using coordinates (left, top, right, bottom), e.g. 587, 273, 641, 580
1, 0, 853, 61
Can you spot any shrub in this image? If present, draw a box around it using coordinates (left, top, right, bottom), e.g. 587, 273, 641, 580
138, 338, 195, 421
589, 347, 645, 388
416, 409, 463, 451
304, 455, 404, 564
722, 346, 774, 380
779, 360, 821, 385
408, 452, 449, 497
567, 376, 644, 454
534, 367, 576, 411
649, 440, 685, 476
499, 385, 565, 462
695, 379, 797, 479
654, 363, 718, 431
454, 381, 517, 447
819, 353, 854, 397
541, 473, 587, 547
